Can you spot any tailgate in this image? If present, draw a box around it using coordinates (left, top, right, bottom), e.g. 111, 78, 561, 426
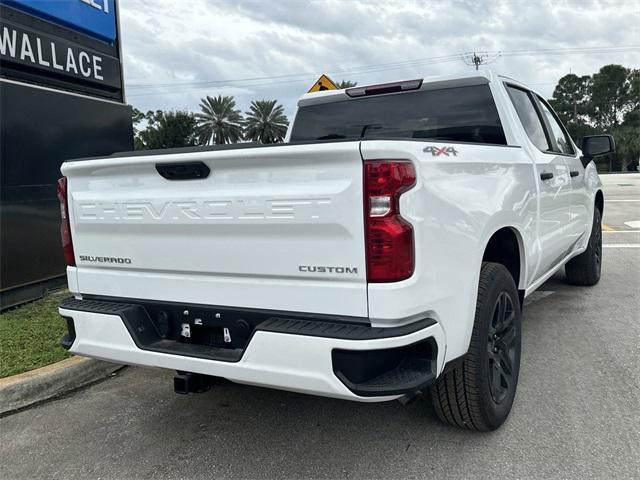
63, 142, 368, 317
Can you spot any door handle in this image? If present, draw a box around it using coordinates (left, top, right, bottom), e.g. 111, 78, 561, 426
570, 171, 580, 177
540, 172, 554, 181
156, 161, 210, 180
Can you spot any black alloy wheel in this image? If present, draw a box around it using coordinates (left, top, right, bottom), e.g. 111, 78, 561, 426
487, 292, 517, 404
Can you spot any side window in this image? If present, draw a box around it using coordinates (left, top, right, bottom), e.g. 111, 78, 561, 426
506, 86, 550, 151
536, 96, 575, 155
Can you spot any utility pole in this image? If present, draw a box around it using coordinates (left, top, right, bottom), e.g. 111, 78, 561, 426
472, 52, 482, 70
462, 52, 499, 70
569, 68, 577, 124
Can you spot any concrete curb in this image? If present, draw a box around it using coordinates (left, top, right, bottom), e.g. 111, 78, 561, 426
0, 356, 124, 415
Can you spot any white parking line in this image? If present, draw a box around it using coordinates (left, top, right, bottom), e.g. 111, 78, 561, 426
603, 230, 640, 233
603, 244, 640, 248
606, 199, 640, 202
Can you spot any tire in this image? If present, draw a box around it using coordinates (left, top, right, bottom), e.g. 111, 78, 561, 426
429, 262, 522, 431
565, 207, 602, 286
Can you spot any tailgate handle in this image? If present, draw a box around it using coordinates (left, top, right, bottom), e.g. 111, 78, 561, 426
156, 162, 210, 180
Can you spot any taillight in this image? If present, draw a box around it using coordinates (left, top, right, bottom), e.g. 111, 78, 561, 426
364, 160, 416, 282
56, 177, 75, 266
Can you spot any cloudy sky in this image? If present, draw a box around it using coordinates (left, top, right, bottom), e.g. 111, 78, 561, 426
119, 0, 640, 118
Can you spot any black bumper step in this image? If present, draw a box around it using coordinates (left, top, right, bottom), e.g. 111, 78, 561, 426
257, 317, 435, 340
59, 296, 439, 395
332, 339, 438, 396
60, 297, 135, 315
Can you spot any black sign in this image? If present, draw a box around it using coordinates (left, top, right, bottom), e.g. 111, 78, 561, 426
0, 20, 121, 90
0, 3, 123, 100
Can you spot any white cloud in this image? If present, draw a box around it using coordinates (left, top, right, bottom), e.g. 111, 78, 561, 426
120, 0, 640, 118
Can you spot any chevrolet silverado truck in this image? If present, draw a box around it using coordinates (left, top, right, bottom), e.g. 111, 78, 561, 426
57, 71, 614, 431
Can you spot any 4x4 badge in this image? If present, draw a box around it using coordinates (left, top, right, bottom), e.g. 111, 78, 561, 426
423, 146, 459, 156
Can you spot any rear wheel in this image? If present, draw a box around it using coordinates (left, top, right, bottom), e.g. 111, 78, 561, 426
565, 207, 602, 286
429, 262, 521, 431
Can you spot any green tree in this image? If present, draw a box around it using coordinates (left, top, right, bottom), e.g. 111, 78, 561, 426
629, 69, 640, 110
590, 64, 634, 129
243, 100, 289, 143
548, 74, 591, 132
132, 107, 152, 149
134, 109, 199, 150
336, 80, 357, 89
132, 106, 147, 128
621, 107, 640, 129
548, 65, 639, 172
195, 95, 243, 144
611, 107, 640, 171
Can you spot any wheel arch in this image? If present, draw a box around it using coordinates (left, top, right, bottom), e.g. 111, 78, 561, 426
481, 226, 526, 295
595, 189, 604, 216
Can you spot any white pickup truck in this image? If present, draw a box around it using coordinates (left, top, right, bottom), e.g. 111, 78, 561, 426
58, 71, 614, 431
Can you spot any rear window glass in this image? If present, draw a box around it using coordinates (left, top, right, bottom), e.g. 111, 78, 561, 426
289, 84, 506, 145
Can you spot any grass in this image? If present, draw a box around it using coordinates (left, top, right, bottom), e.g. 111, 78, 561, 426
0, 290, 71, 378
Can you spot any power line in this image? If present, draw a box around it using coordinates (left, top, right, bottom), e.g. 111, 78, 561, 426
126, 44, 640, 97
127, 53, 463, 89
497, 45, 639, 57
128, 45, 639, 88
126, 56, 462, 97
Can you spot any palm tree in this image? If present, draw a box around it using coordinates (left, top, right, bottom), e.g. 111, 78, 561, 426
195, 95, 243, 144
336, 80, 357, 89
243, 100, 289, 144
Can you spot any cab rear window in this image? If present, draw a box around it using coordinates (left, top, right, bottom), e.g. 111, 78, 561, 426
290, 84, 506, 145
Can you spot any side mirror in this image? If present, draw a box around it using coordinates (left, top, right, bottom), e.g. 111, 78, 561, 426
581, 135, 615, 167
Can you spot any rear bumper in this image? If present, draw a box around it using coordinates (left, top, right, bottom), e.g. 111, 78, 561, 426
59, 298, 445, 402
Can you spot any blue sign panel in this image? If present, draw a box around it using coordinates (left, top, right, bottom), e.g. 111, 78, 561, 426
1, 0, 116, 43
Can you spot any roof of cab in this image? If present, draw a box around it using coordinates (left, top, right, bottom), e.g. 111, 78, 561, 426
297, 69, 531, 107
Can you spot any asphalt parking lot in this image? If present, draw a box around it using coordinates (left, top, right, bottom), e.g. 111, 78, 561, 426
1, 174, 638, 480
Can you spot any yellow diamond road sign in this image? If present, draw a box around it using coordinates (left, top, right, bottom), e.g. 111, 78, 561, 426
308, 74, 338, 93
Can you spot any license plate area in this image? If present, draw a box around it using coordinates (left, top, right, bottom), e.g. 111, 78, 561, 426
181, 321, 230, 348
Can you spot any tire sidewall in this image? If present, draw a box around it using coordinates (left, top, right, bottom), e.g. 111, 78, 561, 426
473, 264, 522, 429
565, 206, 603, 285
592, 208, 602, 280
